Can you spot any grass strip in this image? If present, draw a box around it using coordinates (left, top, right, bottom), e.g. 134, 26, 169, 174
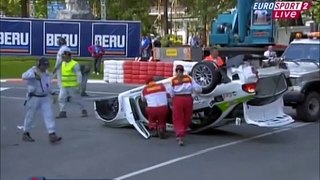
0, 56, 103, 79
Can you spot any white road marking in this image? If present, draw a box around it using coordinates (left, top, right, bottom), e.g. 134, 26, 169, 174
0, 87, 10, 91
0, 96, 25, 100
113, 122, 310, 180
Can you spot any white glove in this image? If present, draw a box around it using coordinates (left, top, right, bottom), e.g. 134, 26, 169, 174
34, 68, 42, 80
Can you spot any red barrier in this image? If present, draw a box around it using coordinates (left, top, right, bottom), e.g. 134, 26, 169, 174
124, 78, 132, 83
155, 62, 165, 77
147, 62, 157, 77
132, 74, 140, 84
164, 62, 173, 78
123, 61, 133, 83
139, 62, 148, 74
120, 61, 174, 84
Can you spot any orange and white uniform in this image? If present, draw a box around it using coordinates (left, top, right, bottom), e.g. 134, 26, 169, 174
169, 75, 202, 96
141, 81, 169, 132
168, 74, 202, 138
203, 55, 224, 67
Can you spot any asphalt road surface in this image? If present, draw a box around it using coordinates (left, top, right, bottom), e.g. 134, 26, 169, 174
1, 82, 319, 180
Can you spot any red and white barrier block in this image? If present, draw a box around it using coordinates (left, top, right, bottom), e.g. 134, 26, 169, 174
104, 60, 197, 84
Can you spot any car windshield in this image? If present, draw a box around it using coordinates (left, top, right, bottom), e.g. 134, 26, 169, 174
282, 44, 320, 62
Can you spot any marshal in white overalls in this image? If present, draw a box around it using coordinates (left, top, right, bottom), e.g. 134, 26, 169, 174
22, 57, 62, 143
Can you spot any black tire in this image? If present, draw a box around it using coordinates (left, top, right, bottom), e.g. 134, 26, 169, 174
191, 61, 222, 94
95, 97, 119, 122
296, 92, 320, 122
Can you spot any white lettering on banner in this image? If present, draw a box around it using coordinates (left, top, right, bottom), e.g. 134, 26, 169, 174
0, 32, 29, 45
94, 35, 125, 48
46, 33, 78, 47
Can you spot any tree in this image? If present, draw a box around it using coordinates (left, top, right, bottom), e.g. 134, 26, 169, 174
181, 0, 236, 44
89, 0, 101, 18
21, 0, 28, 17
0, 0, 49, 18
106, 0, 153, 35
0, 0, 22, 17
310, 0, 320, 22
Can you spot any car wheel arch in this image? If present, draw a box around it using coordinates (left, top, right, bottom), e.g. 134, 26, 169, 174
301, 80, 320, 95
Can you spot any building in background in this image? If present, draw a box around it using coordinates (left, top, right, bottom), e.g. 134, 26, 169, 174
47, 1, 66, 19
148, 0, 198, 45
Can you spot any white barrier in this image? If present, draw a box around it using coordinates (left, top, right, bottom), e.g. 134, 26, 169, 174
104, 60, 119, 83
116, 61, 125, 83
103, 60, 126, 83
103, 61, 109, 82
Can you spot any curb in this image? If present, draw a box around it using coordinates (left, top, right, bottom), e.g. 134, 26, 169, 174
0, 79, 106, 84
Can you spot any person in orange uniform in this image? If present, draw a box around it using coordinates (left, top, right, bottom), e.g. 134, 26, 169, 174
203, 48, 224, 67
168, 65, 202, 146
141, 77, 169, 139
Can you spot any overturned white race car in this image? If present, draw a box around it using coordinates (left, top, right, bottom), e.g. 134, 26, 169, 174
94, 54, 294, 139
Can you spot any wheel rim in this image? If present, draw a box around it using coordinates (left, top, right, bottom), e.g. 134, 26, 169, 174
95, 97, 119, 121
111, 99, 119, 113
192, 64, 213, 88
308, 97, 320, 116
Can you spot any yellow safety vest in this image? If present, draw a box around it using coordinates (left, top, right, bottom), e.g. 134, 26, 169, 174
61, 59, 79, 87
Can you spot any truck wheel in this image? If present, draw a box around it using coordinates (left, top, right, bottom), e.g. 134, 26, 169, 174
191, 61, 221, 94
296, 92, 320, 122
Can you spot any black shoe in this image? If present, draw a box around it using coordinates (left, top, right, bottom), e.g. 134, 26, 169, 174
158, 129, 167, 139
66, 96, 71, 102
56, 111, 67, 119
49, 133, 62, 143
81, 92, 89, 97
22, 132, 35, 142
150, 129, 158, 137
81, 110, 88, 117
177, 137, 184, 146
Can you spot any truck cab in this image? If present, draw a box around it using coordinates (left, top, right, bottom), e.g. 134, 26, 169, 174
283, 32, 320, 122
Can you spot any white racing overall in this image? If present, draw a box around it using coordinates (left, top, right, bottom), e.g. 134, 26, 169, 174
22, 66, 56, 134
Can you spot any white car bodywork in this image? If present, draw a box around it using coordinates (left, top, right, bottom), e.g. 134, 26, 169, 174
95, 56, 294, 139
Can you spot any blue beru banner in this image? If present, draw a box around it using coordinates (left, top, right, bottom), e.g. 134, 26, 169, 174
0, 20, 32, 55
92, 23, 128, 56
0, 18, 141, 58
44, 21, 80, 56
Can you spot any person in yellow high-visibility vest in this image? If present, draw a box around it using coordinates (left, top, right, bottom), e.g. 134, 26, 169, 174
56, 50, 88, 118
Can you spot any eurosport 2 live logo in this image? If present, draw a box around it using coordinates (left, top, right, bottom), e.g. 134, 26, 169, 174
253, 1, 313, 19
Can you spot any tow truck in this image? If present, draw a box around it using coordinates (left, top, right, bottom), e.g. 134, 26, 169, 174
154, 0, 310, 62
207, 0, 289, 58
283, 32, 320, 122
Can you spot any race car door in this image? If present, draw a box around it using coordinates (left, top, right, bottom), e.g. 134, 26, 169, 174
123, 96, 151, 139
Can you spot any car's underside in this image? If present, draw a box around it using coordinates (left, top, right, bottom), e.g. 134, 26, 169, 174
94, 54, 294, 139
